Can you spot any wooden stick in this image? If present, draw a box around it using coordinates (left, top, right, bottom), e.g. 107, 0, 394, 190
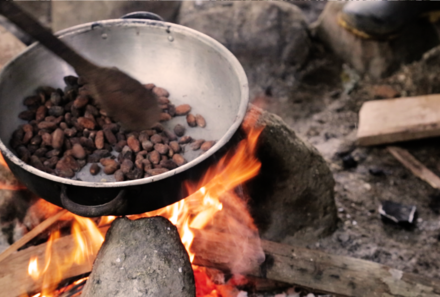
387, 146, 440, 189
0, 209, 68, 263
2, 227, 439, 297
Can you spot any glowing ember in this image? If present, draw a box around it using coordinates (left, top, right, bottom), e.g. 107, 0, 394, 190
26, 119, 264, 297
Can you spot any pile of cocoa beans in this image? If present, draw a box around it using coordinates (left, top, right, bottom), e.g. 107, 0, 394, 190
10, 76, 215, 181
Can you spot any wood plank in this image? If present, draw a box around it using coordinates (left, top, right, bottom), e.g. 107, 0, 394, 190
2, 227, 440, 297
357, 94, 440, 146
387, 146, 440, 189
0, 209, 68, 263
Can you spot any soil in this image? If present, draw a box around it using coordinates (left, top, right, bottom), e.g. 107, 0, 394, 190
251, 35, 440, 280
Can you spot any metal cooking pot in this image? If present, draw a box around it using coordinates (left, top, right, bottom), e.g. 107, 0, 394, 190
0, 13, 249, 217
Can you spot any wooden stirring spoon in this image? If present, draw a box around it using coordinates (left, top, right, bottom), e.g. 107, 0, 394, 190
0, 1, 160, 131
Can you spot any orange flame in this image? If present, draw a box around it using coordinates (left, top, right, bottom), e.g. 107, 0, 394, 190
0, 151, 8, 169
27, 119, 264, 297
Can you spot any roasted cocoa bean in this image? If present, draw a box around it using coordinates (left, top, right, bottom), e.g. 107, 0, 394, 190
100, 158, 117, 168
114, 140, 127, 152
120, 146, 133, 161
95, 130, 104, 149
173, 124, 185, 137
52, 128, 64, 150
159, 113, 172, 122
19, 110, 35, 121
38, 121, 57, 130
49, 106, 64, 117
168, 105, 176, 117
50, 92, 61, 105
64, 127, 77, 137
178, 135, 193, 144
160, 159, 177, 170
195, 114, 206, 127
149, 150, 160, 165
44, 156, 59, 169
34, 147, 47, 158
73, 95, 89, 109
27, 145, 39, 155
127, 135, 140, 152
120, 159, 133, 174
186, 113, 197, 127
23, 95, 41, 108
152, 86, 169, 97
77, 117, 95, 130
103, 123, 119, 133
64, 139, 72, 150
201, 141, 215, 151
102, 128, 116, 145
30, 135, 42, 146
154, 144, 169, 155
84, 111, 95, 121
59, 122, 68, 130
146, 168, 169, 176
172, 154, 186, 166
104, 163, 119, 175
114, 170, 124, 181
22, 124, 33, 133
191, 139, 205, 151
142, 159, 152, 171
125, 167, 143, 180
71, 106, 81, 118
72, 143, 86, 159
22, 130, 33, 144
46, 149, 61, 158
144, 83, 155, 89
169, 141, 181, 153
135, 158, 144, 170
85, 104, 99, 116
175, 104, 191, 115
150, 134, 162, 144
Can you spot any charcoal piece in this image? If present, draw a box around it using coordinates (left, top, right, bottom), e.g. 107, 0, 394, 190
369, 167, 385, 176
81, 217, 195, 297
379, 200, 417, 227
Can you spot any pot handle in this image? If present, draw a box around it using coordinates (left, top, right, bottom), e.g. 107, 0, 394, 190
60, 186, 127, 217
120, 12, 164, 21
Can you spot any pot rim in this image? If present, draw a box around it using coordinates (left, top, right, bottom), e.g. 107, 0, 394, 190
0, 18, 249, 188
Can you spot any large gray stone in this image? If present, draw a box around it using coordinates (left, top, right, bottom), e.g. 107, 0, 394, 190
179, 1, 312, 99
245, 105, 338, 244
81, 217, 195, 297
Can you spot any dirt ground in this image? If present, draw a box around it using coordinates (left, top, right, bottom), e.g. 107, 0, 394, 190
251, 31, 440, 280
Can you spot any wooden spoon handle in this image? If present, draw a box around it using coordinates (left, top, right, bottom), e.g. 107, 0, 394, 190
0, 1, 96, 74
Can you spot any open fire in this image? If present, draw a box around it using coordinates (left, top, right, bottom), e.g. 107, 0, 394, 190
0, 118, 264, 297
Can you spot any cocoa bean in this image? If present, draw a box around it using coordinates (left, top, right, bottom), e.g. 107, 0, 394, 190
191, 139, 205, 151
138, 150, 148, 157
84, 111, 95, 121
59, 122, 68, 130
201, 140, 215, 151
168, 148, 174, 158
49, 106, 64, 117
101, 128, 116, 145
120, 146, 133, 161
56, 167, 74, 178
19, 110, 35, 121
152, 86, 169, 97
125, 167, 143, 180
115, 140, 127, 152
65, 112, 73, 125
186, 113, 197, 127
86, 104, 99, 116
34, 147, 47, 158
195, 114, 206, 127
104, 117, 113, 125
45, 116, 56, 122
50, 92, 61, 105
135, 158, 144, 170
175, 104, 191, 115
116, 133, 126, 142
80, 137, 94, 150
168, 105, 176, 117
44, 101, 54, 109
159, 113, 172, 122
149, 150, 160, 165
23, 95, 41, 108
100, 158, 117, 167
150, 134, 163, 144
22, 124, 33, 133
161, 155, 168, 162
120, 159, 133, 174
44, 156, 58, 169
127, 135, 140, 152
103, 123, 119, 133
87, 154, 100, 163
157, 97, 170, 105
104, 163, 119, 175
113, 170, 124, 181
178, 135, 193, 144
173, 124, 185, 137
12, 128, 24, 141
27, 145, 39, 155
172, 154, 186, 166
71, 106, 81, 118
72, 143, 86, 159
146, 168, 169, 176
144, 83, 155, 90
64, 139, 72, 150
58, 155, 80, 171
77, 117, 95, 130
95, 130, 104, 149
169, 141, 181, 153
151, 123, 164, 132
52, 128, 64, 150
142, 159, 152, 171
73, 95, 89, 109
46, 149, 61, 158
160, 159, 177, 170
70, 137, 80, 145
77, 159, 86, 169
22, 130, 33, 144
64, 127, 77, 137
38, 121, 57, 130
30, 135, 42, 146
154, 144, 169, 155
